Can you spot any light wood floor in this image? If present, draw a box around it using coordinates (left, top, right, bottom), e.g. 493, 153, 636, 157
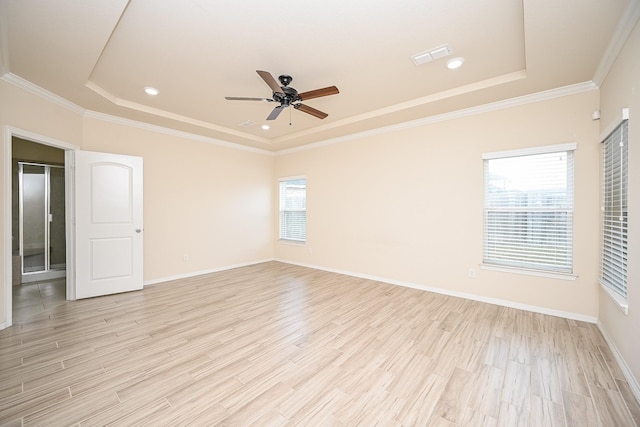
1, 262, 639, 426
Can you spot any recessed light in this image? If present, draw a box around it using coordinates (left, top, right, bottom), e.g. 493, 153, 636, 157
446, 57, 464, 70
261, 124, 270, 130
144, 86, 159, 96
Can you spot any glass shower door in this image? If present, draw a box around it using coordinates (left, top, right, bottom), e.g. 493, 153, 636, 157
21, 164, 47, 273
19, 163, 66, 276
49, 166, 66, 270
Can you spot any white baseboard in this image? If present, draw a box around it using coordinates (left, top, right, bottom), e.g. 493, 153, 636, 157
0, 321, 6, 330
274, 259, 598, 324
597, 320, 640, 405
143, 258, 274, 286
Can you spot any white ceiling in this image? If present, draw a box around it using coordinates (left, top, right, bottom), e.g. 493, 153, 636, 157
1, 0, 637, 151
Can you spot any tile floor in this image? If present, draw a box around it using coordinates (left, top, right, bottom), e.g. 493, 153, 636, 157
12, 278, 66, 323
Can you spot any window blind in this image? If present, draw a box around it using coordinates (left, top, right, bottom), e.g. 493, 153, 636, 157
279, 178, 306, 241
483, 147, 574, 273
601, 120, 628, 299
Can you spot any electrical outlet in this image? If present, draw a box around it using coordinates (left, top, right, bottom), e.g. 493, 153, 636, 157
468, 268, 476, 278
183, 254, 189, 262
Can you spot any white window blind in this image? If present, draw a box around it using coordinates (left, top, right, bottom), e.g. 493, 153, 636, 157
279, 178, 306, 242
483, 144, 575, 273
601, 119, 628, 300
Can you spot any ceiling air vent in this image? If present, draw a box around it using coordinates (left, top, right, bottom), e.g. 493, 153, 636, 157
411, 44, 452, 66
239, 120, 256, 128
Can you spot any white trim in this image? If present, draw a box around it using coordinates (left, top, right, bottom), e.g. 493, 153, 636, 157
600, 283, 629, 315
278, 177, 307, 243
3, 127, 78, 330
1, 71, 598, 158
276, 82, 597, 155
272, 70, 527, 146
84, 81, 272, 146
64, 150, 76, 302
6, 127, 80, 151
277, 239, 307, 247
0, 73, 273, 156
83, 112, 273, 156
592, 0, 640, 86
480, 264, 578, 281
483, 142, 577, 160
599, 108, 630, 141
3, 128, 12, 330
597, 320, 640, 405
143, 258, 273, 286
1, 73, 86, 115
275, 259, 597, 323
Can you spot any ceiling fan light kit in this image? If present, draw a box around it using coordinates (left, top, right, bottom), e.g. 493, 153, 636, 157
225, 70, 339, 121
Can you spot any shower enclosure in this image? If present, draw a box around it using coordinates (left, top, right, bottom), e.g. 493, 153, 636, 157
18, 162, 66, 281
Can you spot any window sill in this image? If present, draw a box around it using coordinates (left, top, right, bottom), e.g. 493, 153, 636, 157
278, 239, 306, 246
480, 264, 577, 281
600, 283, 629, 315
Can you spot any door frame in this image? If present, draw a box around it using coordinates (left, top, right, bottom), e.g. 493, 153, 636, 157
3, 126, 78, 328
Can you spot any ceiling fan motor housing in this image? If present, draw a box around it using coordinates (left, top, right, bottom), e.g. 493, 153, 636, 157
274, 85, 300, 106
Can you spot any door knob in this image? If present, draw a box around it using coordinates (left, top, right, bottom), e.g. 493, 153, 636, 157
135, 228, 142, 233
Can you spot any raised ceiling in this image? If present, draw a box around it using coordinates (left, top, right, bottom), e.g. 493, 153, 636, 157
1, 0, 637, 151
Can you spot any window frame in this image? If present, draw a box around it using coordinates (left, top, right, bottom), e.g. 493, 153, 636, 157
481, 143, 577, 279
278, 176, 307, 243
600, 111, 629, 314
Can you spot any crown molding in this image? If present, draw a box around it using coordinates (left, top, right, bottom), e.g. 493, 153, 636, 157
85, 80, 271, 146
1, 73, 87, 115
277, 81, 598, 155
83, 111, 274, 156
592, 0, 640, 86
1, 72, 272, 155
272, 70, 527, 145
2, 71, 598, 158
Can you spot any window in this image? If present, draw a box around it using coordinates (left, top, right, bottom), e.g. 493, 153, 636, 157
601, 117, 628, 305
483, 144, 576, 274
279, 177, 306, 242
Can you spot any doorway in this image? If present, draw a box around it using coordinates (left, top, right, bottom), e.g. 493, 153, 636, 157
18, 162, 66, 279
4, 128, 142, 329
11, 137, 67, 323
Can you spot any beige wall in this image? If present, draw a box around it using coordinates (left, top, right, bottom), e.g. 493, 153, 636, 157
1, 80, 83, 324
598, 21, 640, 389
275, 91, 601, 319
81, 118, 274, 282
0, 80, 274, 326
1, 28, 637, 395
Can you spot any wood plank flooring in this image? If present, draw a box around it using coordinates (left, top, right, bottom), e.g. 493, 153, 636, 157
1, 261, 638, 426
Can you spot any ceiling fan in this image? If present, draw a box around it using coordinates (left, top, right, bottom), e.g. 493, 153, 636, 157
225, 70, 339, 121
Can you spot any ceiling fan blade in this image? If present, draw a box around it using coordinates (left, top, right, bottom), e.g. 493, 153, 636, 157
257, 70, 284, 95
298, 86, 339, 101
225, 96, 272, 101
267, 105, 285, 120
294, 103, 328, 119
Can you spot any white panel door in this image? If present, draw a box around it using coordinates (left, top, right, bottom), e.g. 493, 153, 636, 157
75, 150, 143, 299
